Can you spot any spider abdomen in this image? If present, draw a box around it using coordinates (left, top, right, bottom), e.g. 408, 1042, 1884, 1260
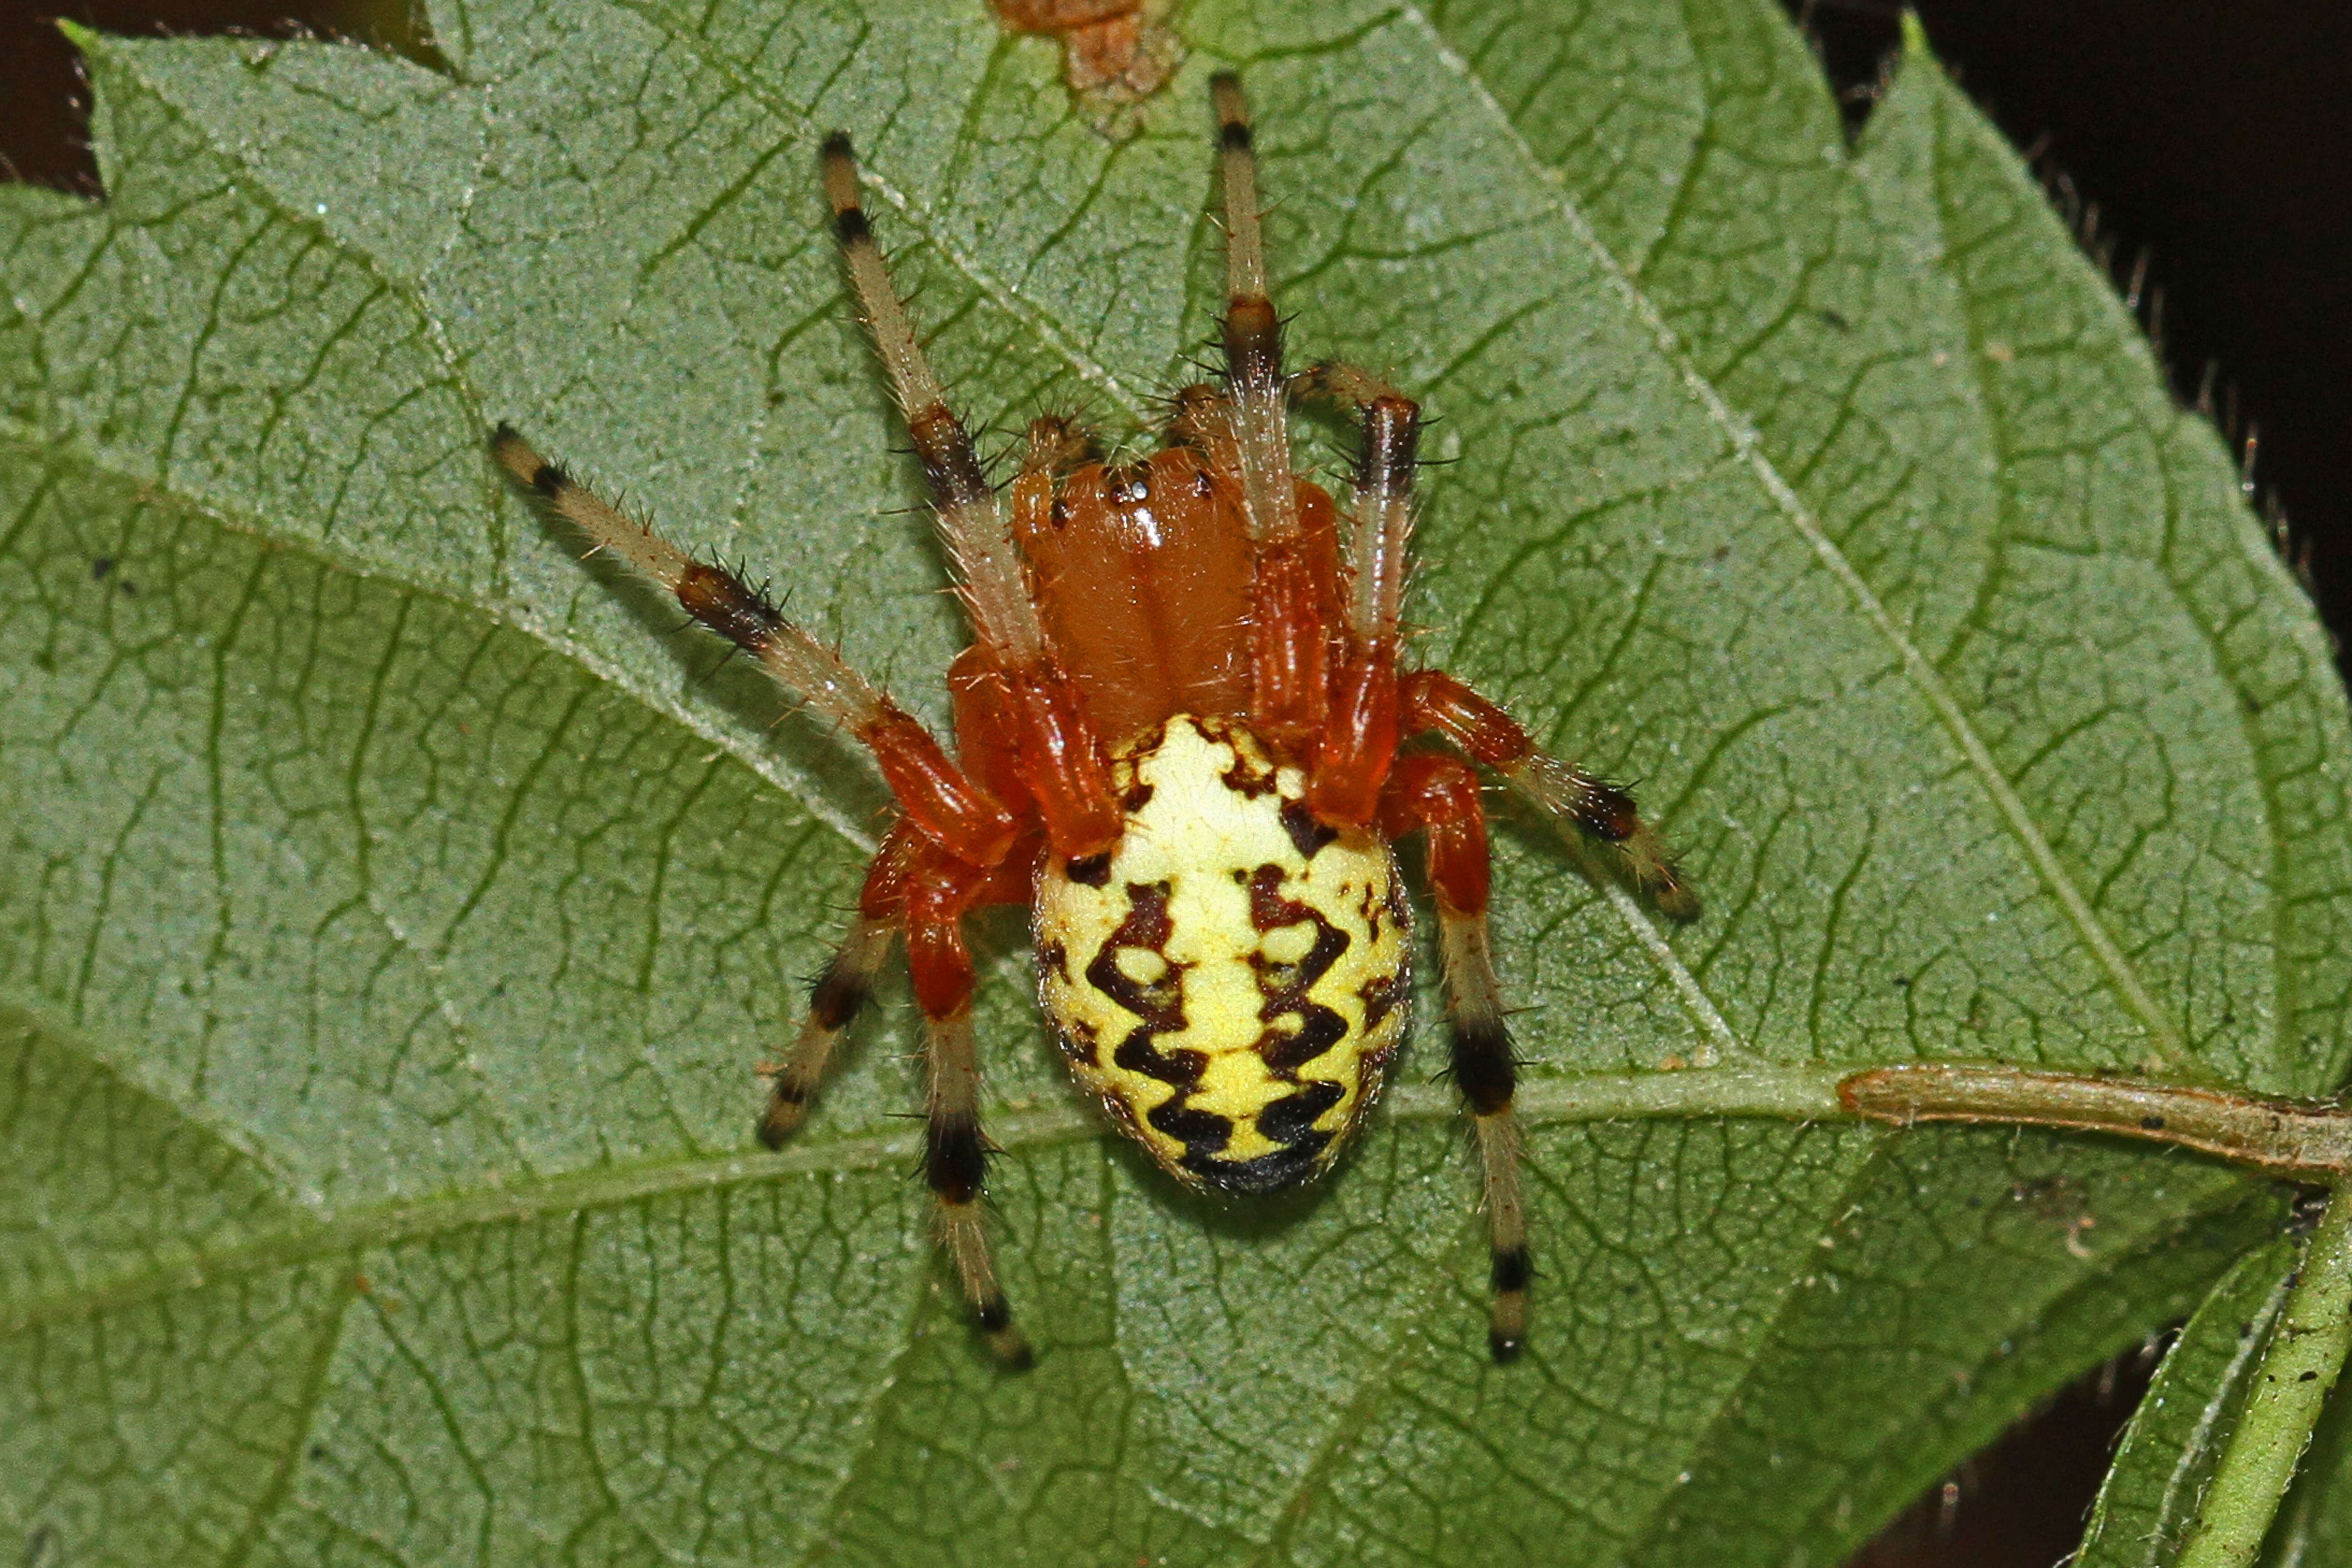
1034, 714, 1411, 1193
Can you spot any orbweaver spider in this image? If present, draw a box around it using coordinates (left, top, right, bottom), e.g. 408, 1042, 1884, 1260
492, 74, 1695, 1367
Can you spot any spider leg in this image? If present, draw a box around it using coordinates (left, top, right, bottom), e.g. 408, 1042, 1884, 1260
1380, 751, 1529, 1362
1300, 362, 1419, 651
491, 426, 1021, 867
1210, 74, 1332, 745
757, 825, 919, 1147
1298, 362, 1424, 825
820, 137, 1120, 861
820, 137, 1044, 670
1402, 669, 1699, 920
760, 652, 1048, 1147
903, 838, 1034, 1366
1209, 73, 1302, 551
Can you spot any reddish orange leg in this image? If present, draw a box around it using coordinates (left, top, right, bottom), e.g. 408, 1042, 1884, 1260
821, 135, 1121, 862
1303, 361, 1424, 828
757, 825, 926, 1147
490, 426, 1023, 871
903, 841, 1034, 1367
1382, 753, 1529, 1362
1403, 670, 1698, 920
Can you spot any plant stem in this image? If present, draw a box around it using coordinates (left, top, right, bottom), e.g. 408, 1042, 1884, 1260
1840, 1063, 2352, 1175
2176, 1184, 2352, 1568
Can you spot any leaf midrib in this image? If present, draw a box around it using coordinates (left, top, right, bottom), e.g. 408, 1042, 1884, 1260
1398, 0, 2196, 1077
0, 1054, 1848, 1335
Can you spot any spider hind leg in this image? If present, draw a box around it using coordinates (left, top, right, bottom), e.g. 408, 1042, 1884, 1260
1381, 752, 1531, 1362
758, 915, 892, 1146
758, 828, 926, 1147
904, 842, 1034, 1367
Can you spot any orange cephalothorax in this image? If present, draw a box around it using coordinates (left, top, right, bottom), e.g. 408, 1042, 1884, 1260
1012, 442, 1343, 750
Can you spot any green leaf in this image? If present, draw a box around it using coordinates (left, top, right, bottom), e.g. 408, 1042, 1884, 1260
2078, 1235, 2298, 1568
1, 1, 2345, 1563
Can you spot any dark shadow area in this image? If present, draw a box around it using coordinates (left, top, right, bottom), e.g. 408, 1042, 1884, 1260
1849, 1342, 2163, 1568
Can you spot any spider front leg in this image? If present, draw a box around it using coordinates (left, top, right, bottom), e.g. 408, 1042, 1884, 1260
1380, 752, 1530, 1362
1209, 73, 1332, 747
1403, 669, 1699, 920
1209, 73, 1301, 554
1299, 360, 1421, 827
821, 135, 1120, 862
489, 427, 1023, 870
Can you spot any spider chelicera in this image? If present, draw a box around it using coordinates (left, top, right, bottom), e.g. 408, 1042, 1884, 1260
492, 74, 1695, 1367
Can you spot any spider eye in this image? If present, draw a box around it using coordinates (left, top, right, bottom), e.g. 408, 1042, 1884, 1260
1106, 465, 1151, 505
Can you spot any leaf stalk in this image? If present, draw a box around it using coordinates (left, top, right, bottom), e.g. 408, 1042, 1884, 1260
2175, 1183, 2352, 1568
1841, 1063, 2352, 1175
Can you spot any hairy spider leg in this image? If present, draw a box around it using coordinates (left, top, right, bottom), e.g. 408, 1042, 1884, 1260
1208, 74, 1300, 551
759, 916, 892, 1142
1380, 751, 1529, 1362
774, 651, 1041, 1353
818, 138, 1040, 668
489, 428, 1062, 1319
757, 828, 917, 1146
1401, 669, 1700, 920
1210, 73, 1328, 748
1303, 362, 1419, 652
490, 426, 1022, 869
821, 136, 1120, 861
1298, 362, 1424, 826
902, 836, 1036, 1366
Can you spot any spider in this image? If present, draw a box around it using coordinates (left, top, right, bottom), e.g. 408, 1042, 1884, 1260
492, 74, 1695, 1367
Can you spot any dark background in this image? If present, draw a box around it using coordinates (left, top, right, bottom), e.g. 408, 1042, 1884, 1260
4, 2, 2347, 1563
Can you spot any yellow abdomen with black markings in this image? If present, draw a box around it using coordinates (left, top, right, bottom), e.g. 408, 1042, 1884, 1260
1034, 715, 1411, 1193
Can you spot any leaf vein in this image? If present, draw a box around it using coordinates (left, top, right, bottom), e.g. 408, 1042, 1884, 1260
1406, 0, 2196, 1077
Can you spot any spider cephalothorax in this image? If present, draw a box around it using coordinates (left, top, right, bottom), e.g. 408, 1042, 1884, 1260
493, 75, 1693, 1366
